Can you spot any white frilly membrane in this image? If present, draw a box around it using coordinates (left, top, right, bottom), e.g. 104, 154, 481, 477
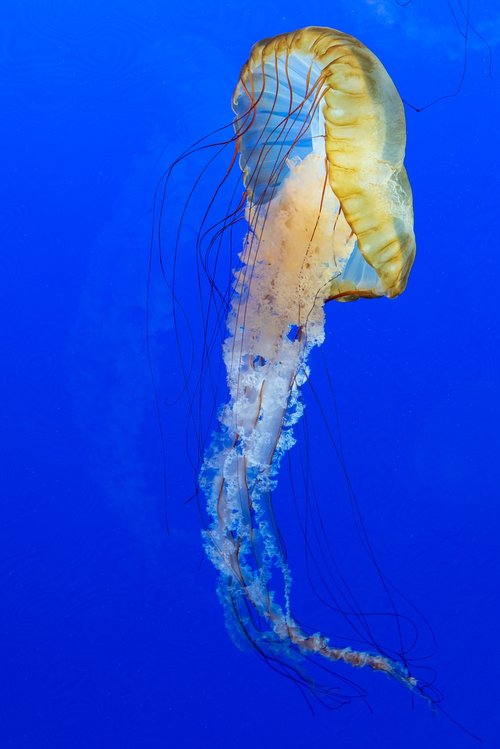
199, 152, 417, 692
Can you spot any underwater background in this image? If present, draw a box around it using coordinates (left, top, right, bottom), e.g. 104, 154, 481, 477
2, 1, 499, 747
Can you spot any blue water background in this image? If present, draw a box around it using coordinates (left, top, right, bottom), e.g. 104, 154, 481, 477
2, 1, 499, 747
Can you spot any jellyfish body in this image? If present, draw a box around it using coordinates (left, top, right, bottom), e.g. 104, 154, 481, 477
199, 28, 416, 692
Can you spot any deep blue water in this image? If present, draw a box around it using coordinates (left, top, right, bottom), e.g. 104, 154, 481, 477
2, 1, 499, 747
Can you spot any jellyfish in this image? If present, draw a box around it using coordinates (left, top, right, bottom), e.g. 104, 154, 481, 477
160, 26, 417, 701
195, 27, 417, 693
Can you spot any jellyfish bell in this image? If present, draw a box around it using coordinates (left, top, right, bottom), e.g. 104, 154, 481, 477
159, 26, 420, 704
233, 27, 415, 303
